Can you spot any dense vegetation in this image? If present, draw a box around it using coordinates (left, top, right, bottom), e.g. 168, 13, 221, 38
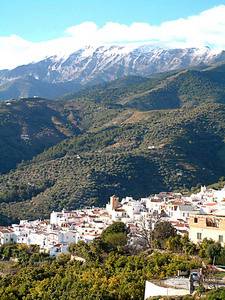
63, 63, 225, 110
1, 101, 225, 222
0, 98, 118, 174
0, 98, 76, 173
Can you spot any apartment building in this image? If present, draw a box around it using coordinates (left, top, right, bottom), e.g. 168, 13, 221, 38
189, 213, 225, 245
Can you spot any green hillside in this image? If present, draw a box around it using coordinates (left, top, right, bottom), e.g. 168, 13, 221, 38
0, 98, 118, 173
65, 63, 225, 110
0, 103, 225, 222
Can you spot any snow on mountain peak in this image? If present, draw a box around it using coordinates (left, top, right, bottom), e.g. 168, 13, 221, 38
0, 45, 224, 95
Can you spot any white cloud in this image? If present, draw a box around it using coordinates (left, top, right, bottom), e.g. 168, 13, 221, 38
1, 5, 225, 69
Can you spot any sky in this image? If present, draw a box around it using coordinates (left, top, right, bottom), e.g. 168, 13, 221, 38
1, 0, 225, 69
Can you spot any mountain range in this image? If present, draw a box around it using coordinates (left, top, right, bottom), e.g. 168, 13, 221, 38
1, 45, 225, 100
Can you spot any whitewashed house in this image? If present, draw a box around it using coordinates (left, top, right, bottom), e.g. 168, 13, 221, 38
0, 227, 16, 245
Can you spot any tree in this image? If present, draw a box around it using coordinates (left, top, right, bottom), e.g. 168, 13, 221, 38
104, 232, 127, 249
206, 242, 222, 264
198, 238, 215, 258
152, 221, 177, 248
180, 234, 197, 255
101, 222, 128, 251
101, 222, 128, 237
133, 216, 153, 250
165, 235, 183, 252
216, 248, 225, 265
207, 288, 225, 300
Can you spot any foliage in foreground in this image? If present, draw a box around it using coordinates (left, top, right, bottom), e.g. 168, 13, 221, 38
0, 223, 202, 300
0, 248, 200, 300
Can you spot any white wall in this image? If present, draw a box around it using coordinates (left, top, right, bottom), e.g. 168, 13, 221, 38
189, 227, 225, 245
144, 281, 189, 299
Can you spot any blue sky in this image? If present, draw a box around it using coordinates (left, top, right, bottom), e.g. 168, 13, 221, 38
1, 1, 225, 69
1, 0, 225, 41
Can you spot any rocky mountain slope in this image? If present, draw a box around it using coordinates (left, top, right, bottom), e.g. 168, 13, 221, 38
0, 45, 225, 100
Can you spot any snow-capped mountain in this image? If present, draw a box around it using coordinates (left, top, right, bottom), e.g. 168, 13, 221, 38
0, 45, 225, 99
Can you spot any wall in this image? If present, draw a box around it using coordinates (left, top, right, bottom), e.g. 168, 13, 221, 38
189, 214, 225, 245
144, 281, 189, 299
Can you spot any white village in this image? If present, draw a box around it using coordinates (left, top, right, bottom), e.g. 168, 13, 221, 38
1, 185, 225, 257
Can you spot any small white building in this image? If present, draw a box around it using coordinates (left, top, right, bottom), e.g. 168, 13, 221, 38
121, 197, 144, 219
0, 227, 16, 245
143, 197, 165, 214
166, 201, 199, 222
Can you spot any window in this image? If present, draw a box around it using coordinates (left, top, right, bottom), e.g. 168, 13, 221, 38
219, 235, 223, 243
197, 232, 202, 240
194, 217, 198, 223
206, 217, 219, 228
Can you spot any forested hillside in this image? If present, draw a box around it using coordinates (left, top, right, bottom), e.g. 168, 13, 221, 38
65, 62, 225, 110
0, 102, 225, 222
0, 98, 118, 173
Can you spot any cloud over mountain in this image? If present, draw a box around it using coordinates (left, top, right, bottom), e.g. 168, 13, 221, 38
1, 5, 225, 69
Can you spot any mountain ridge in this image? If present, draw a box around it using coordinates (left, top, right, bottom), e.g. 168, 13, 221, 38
1, 45, 225, 100
62, 62, 225, 110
